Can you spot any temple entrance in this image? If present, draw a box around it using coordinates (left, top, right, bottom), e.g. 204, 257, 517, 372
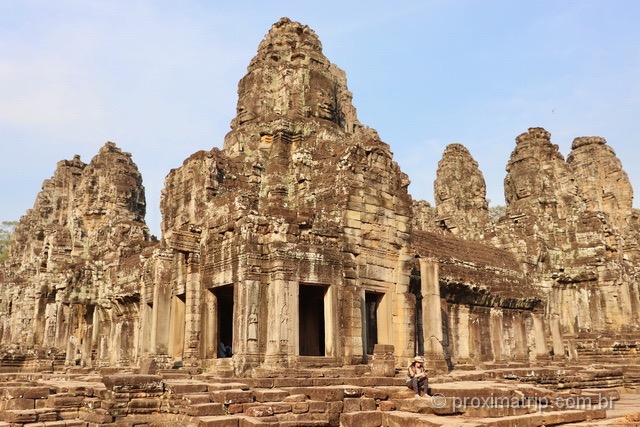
299, 284, 326, 356
409, 269, 424, 355
212, 285, 234, 358
365, 292, 383, 355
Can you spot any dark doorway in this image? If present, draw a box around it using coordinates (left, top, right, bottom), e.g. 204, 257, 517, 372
409, 268, 424, 355
212, 285, 234, 358
365, 292, 383, 355
299, 284, 326, 356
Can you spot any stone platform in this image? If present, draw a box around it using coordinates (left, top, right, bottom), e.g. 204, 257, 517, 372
0, 364, 638, 426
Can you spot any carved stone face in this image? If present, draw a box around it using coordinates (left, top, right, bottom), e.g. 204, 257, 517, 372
235, 73, 261, 126
303, 71, 333, 121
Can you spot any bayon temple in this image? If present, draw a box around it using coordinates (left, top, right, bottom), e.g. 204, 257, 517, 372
1, 17, 640, 426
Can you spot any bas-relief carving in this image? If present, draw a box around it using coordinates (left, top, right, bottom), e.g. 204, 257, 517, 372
248, 305, 258, 341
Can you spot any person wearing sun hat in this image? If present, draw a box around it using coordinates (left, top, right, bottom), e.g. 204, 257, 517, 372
406, 355, 430, 398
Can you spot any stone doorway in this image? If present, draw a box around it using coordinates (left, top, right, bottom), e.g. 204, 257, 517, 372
365, 292, 383, 355
409, 270, 424, 356
299, 284, 326, 356
212, 285, 234, 358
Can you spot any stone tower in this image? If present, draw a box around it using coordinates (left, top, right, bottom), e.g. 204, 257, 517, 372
155, 18, 417, 373
0, 142, 151, 366
567, 136, 633, 232
434, 143, 491, 239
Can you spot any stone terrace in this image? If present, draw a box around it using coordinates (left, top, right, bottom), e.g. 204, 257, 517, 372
0, 365, 639, 427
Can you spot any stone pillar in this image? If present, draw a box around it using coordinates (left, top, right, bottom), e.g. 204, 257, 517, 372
140, 302, 153, 358
64, 305, 78, 366
151, 280, 172, 356
54, 303, 68, 350
148, 250, 173, 363
183, 253, 201, 362
456, 305, 471, 364
550, 314, 565, 360
82, 307, 95, 368
264, 259, 294, 367
418, 258, 447, 373
342, 280, 362, 364
513, 312, 528, 362
393, 248, 414, 360
201, 289, 217, 359
168, 293, 186, 361
91, 306, 101, 362
234, 277, 262, 373
490, 308, 504, 362
324, 284, 337, 358
532, 312, 549, 361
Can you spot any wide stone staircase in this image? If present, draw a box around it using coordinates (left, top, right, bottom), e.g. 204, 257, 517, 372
0, 364, 638, 427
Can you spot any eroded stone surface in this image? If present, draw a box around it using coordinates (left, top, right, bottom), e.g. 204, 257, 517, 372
434, 143, 491, 239
567, 136, 633, 231
0, 142, 152, 367
0, 18, 639, 389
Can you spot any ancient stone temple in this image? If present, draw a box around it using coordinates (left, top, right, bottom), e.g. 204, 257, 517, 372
154, 17, 427, 374
495, 128, 640, 360
1, 17, 639, 383
0, 142, 152, 368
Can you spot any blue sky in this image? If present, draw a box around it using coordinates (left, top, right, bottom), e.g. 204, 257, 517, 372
1, 0, 639, 237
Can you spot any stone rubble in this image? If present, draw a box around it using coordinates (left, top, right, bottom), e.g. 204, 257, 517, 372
0, 366, 633, 426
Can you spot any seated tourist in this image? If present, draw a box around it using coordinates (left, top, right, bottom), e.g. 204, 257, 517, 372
406, 356, 430, 398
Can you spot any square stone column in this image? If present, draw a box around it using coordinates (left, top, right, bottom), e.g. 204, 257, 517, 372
455, 305, 471, 364
532, 312, 551, 362
149, 250, 174, 359
183, 253, 202, 362
264, 258, 295, 367
418, 258, 448, 374
550, 314, 565, 360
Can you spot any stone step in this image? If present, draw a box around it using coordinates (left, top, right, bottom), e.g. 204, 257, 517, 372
28, 421, 88, 427
469, 408, 606, 426
252, 366, 368, 379
165, 379, 210, 394
183, 402, 225, 417
253, 388, 290, 403
0, 369, 626, 426
339, 408, 607, 427
343, 411, 435, 427
199, 415, 330, 427
178, 393, 213, 406
270, 412, 334, 426
197, 415, 242, 426
0, 407, 59, 423
198, 376, 405, 389
209, 388, 254, 404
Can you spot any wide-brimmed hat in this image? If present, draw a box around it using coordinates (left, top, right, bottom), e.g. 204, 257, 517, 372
413, 356, 425, 364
